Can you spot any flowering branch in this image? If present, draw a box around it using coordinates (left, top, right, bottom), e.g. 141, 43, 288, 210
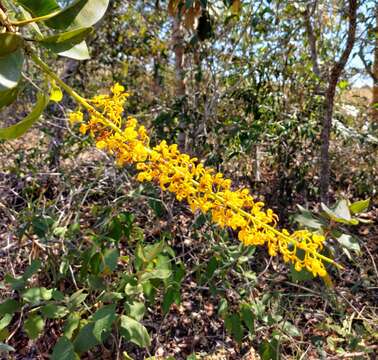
31, 53, 342, 279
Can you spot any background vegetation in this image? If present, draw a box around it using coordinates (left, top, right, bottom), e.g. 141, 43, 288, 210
0, 0, 377, 359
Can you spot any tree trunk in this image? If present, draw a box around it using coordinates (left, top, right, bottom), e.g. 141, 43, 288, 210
373, 4, 378, 125
319, 0, 358, 204
172, 16, 187, 150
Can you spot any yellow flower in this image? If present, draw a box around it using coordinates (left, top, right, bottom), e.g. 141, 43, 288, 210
68, 84, 338, 278
96, 140, 107, 149
69, 111, 83, 125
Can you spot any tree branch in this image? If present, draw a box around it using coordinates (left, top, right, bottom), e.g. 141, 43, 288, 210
358, 47, 377, 82
329, 0, 358, 85
304, 2, 321, 78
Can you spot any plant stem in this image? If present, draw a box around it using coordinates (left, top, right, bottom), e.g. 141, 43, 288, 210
10, 10, 60, 26
29, 49, 121, 136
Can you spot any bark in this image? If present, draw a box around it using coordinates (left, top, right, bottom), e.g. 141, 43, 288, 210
373, 4, 378, 124
172, 15, 187, 150
304, 3, 321, 79
320, 0, 358, 204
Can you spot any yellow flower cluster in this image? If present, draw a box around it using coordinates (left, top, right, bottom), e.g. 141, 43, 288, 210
68, 84, 336, 278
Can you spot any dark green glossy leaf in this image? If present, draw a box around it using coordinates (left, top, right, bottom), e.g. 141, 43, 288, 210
45, 0, 109, 30
0, 93, 48, 140
38, 27, 92, 53
0, 49, 24, 92
0, 33, 24, 57
16, 0, 60, 17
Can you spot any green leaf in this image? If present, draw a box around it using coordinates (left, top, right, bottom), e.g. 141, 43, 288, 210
23, 259, 42, 280
281, 320, 301, 337
45, 0, 110, 30
101, 248, 119, 274
58, 40, 90, 60
0, 49, 24, 92
119, 315, 151, 348
22, 287, 53, 304
142, 241, 165, 263
294, 205, 323, 230
67, 290, 88, 309
333, 200, 351, 220
0, 314, 13, 331
0, 33, 24, 57
4, 275, 25, 290
224, 313, 243, 343
289, 264, 314, 282
73, 323, 98, 353
240, 305, 254, 334
336, 234, 361, 253
125, 301, 145, 321
63, 312, 81, 339
337, 79, 349, 90
0, 343, 15, 353
51, 336, 77, 360
140, 269, 171, 283
0, 87, 19, 109
0, 299, 20, 316
218, 298, 228, 319
0, 93, 48, 140
349, 199, 370, 214
24, 314, 45, 340
38, 27, 93, 53
41, 304, 68, 319
162, 287, 180, 314
259, 338, 279, 360
321, 200, 355, 224
16, 0, 60, 17
32, 215, 54, 237
92, 304, 117, 342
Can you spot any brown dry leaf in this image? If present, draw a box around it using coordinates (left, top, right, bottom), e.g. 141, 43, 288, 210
230, 0, 241, 14
168, 0, 180, 16
184, 2, 201, 29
